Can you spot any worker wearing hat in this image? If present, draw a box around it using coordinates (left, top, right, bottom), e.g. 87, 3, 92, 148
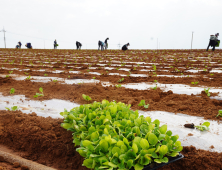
207, 33, 219, 51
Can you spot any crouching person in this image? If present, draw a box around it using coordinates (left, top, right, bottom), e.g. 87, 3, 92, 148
207, 33, 219, 51
122, 43, 130, 51
76, 41, 82, 50
25, 43, 32, 49
16, 41, 22, 49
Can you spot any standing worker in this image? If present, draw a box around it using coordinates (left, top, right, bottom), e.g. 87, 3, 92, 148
104, 38, 109, 50
76, 41, 82, 50
207, 33, 220, 51
18, 41, 22, 48
98, 40, 105, 51
122, 43, 130, 51
54, 39, 58, 49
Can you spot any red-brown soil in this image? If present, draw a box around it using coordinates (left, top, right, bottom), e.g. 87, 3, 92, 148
1, 49, 222, 170
0, 49, 222, 87
0, 156, 29, 170
0, 111, 222, 170
0, 77, 222, 121
0, 110, 87, 170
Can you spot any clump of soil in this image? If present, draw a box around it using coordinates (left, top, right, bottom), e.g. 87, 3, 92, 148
1, 111, 222, 170
187, 133, 194, 136
210, 145, 215, 149
184, 123, 195, 129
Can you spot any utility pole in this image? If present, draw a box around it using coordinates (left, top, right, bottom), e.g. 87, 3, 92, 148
44, 40, 45, 49
191, 31, 194, 51
118, 42, 121, 49
157, 38, 158, 53
0, 27, 6, 48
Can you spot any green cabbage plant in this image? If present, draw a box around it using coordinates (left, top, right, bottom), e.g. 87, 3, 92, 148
60, 100, 183, 170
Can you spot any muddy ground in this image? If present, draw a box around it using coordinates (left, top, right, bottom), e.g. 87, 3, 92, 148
0, 77, 222, 121
0, 111, 221, 170
1, 49, 222, 169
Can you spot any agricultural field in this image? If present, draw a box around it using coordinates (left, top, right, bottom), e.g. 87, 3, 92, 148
0, 48, 222, 170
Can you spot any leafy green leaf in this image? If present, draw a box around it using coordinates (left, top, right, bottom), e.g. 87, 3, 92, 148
140, 139, 149, 149
134, 163, 143, 170
159, 145, 168, 156
159, 125, 167, 134
148, 133, 158, 145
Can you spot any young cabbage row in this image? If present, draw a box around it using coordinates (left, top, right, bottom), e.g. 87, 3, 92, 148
60, 100, 183, 170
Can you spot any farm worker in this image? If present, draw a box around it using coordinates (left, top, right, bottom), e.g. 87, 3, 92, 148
122, 43, 130, 51
25, 43, 32, 49
76, 41, 82, 50
16, 41, 22, 49
206, 33, 219, 51
15, 44, 20, 49
98, 41, 105, 51
54, 39, 58, 49
18, 41, 22, 48
104, 38, 109, 50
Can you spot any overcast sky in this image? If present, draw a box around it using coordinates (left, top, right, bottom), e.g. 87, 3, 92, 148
0, 0, 221, 50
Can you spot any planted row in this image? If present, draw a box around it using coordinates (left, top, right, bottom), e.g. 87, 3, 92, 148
60, 100, 183, 170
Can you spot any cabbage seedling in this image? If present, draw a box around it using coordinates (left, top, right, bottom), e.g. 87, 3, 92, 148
10, 88, 15, 94
195, 122, 210, 131
138, 100, 149, 108
26, 76, 31, 80
34, 87, 44, 98
191, 82, 198, 85
151, 85, 157, 90
5, 106, 19, 111
115, 84, 121, 88
118, 78, 124, 83
82, 94, 91, 101
152, 65, 156, 71
204, 88, 210, 97
216, 110, 222, 117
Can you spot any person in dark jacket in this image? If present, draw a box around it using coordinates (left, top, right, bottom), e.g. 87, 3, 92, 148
18, 41, 22, 48
16, 41, 22, 49
54, 39, 57, 49
104, 38, 109, 50
76, 41, 82, 50
25, 43, 32, 49
122, 43, 130, 51
207, 33, 219, 51
98, 40, 105, 51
